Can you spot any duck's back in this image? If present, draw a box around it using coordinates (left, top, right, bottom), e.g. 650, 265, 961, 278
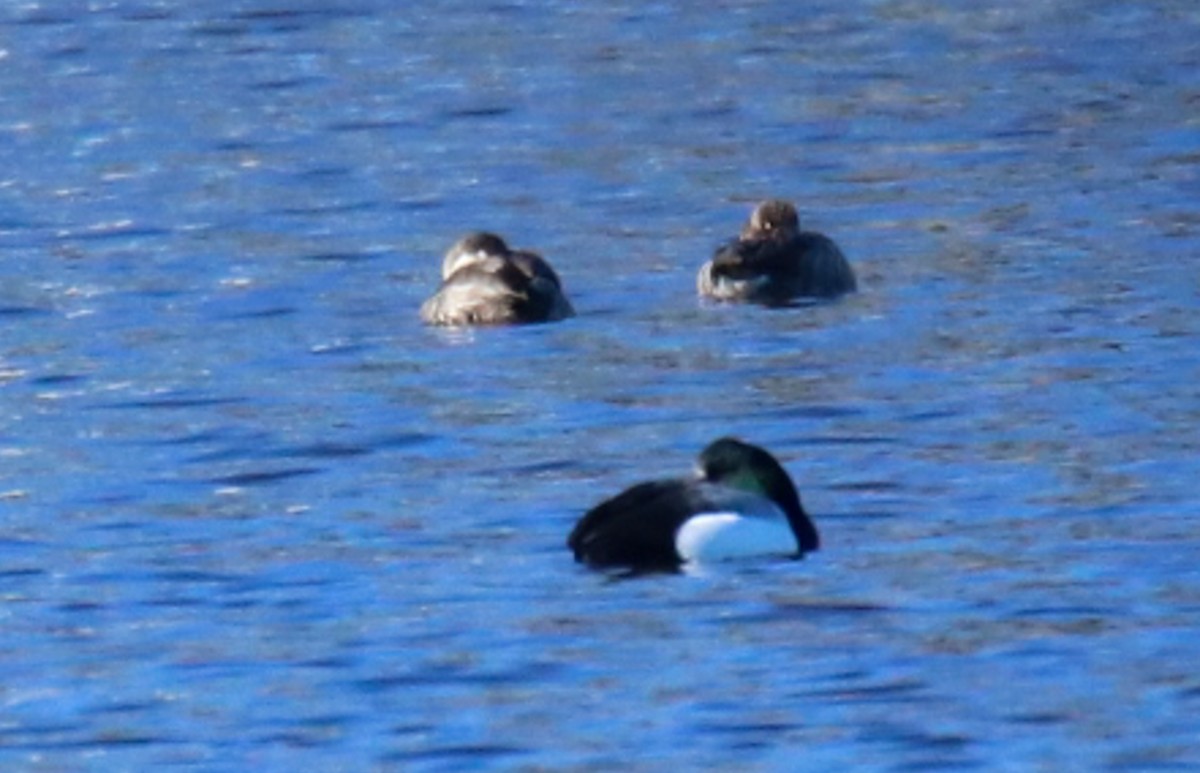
702, 230, 856, 302
421, 257, 573, 326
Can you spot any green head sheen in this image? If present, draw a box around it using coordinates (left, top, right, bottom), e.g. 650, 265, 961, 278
697, 437, 819, 553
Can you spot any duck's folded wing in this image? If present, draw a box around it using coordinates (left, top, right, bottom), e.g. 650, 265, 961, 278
420, 266, 525, 326
568, 479, 699, 568
516, 275, 573, 322
709, 238, 762, 279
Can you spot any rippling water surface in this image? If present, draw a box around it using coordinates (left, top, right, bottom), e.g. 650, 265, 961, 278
2, 1, 1199, 770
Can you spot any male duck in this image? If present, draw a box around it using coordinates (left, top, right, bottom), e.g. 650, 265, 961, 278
697, 199, 857, 303
420, 231, 575, 326
568, 437, 820, 572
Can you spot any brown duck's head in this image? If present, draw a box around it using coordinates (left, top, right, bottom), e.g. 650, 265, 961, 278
442, 231, 511, 279
742, 199, 800, 239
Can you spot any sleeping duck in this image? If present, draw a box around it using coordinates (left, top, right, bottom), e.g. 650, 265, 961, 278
697, 199, 857, 303
568, 437, 820, 572
420, 231, 575, 326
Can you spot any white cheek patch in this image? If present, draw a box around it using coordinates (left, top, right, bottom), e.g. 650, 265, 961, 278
675, 512, 798, 563
445, 250, 496, 278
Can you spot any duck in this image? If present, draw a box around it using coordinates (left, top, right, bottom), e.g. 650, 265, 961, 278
420, 231, 575, 326
568, 437, 820, 572
697, 199, 857, 303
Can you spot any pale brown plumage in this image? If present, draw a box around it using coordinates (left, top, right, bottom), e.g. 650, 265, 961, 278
420, 232, 575, 326
698, 200, 857, 303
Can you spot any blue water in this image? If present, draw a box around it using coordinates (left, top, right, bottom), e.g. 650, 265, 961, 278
2, 1, 1199, 770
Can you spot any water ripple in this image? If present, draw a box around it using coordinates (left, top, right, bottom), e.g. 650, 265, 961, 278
1, 1, 1198, 770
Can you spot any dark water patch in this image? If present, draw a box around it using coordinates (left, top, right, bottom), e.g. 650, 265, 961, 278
28, 372, 87, 386
327, 119, 415, 133
276, 201, 377, 217
381, 743, 530, 765
692, 718, 800, 738
143, 595, 206, 608
59, 600, 106, 612
155, 427, 259, 447
212, 138, 257, 152
226, 14, 312, 33
1102, 750, 1196, 772
389, 721, 438, 737
208, 467, 321, 486
259, 730, 339, 749
823, 508, 901, 521
391, 197, 444, 212
248, 76, 324, 92
95, 700, 161, 715
764, 404, 869, 420
121, 286, 190, 302
153, 569, 241, 584
294, 165, 353, 181
1, 722, 81, 741
1179, 684, 1200, 700
0, 567, 44, 580
121, 8, 175, 22
0, 215, 39, 231
227, 572, 341, 595
1002, 643, 1080, 661
740, 42, 787, 58
216, 598, 258, 610
792, 433, 901, 447
443, 105, 514, 119
857, 722, 980, 769
717, 598, 892, 625
60, 224, 172, 242
354, 661, 563, 692
1004, 711, 1070, 725
231, 7, 370, 23
189, 21, 250, 38
904, 408, 962, 422
299, 250, 385, 264
0, 540, 50, 552
80, 518, 147, 533
825, 479, 904, 493
372, 432, 436, 450
0, 305, 51, 318
7, 11, 74, 26
771, 599, 893, 615
486, 458, 585, 477
689, 102, 738, 120
229, 9, 312, 22
36, 733, 171, 751
990, 126, 1059, 140
271, 441, 372, 460
189, 433, 408, 464
99, 394, 245, 411
858, 724, 973, 751
298, 655, 358, 670
890, 758, 982, 772
215, 305, 297, 320
1010, 605, 1118, 619
804, 678, 930, 705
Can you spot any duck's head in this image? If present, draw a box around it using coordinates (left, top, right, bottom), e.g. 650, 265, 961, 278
742, 200, 800, 240
695, 437, 819, 552
442, 231, 511, 279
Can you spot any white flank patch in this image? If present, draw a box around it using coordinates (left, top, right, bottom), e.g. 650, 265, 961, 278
712, 275, 770, 299
675, 512, 797, 563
